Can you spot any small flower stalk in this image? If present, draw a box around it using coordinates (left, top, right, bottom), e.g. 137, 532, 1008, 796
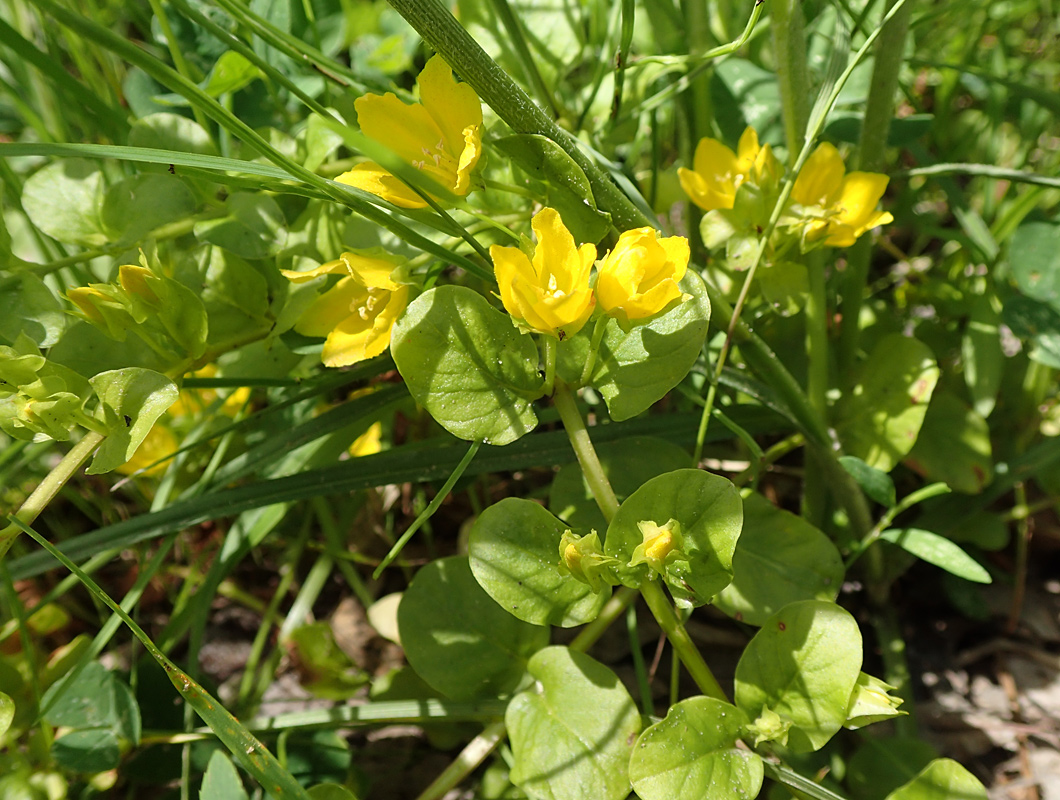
336, 55, 483, 209
282, 251, 412, 367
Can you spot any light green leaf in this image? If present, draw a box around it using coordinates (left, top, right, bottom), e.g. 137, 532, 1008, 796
961, 294, 1003, 418
469, 497, 609, 628
129, 112, 218, 156
905, 391, 993, 494
559, 271, 711, 422
834, 334, 939, 472
101, 173, 197, 243
201, 750, 250, 800
1009, 221, 1060, 311
194, 192, 288, 259
493, 134, 612, 243
0, 273, 66, 347
397, 556, 548, 700
204, 51, 262, 97
22, 158, 108, 246
307, 785, 360, 800
1002, 295, 1060, 369
0, 691, 14, 737
629, 697, 763, 800
88, 368, 179, 474
715, 493, 844, 625
391, 286, 543, 445
507, 647, 640, 800
734, 600, 862, 752
605, 469, 742, 607
878, 528, 991, 584
883, 759, 988, 800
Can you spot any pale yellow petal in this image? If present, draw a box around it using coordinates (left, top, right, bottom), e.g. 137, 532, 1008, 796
295, 277, 364, 338
792, 143, 844, 207
337, 252, 402, 291
280, 258, 348, 283
417, 55, 483, 160
355, 92, 445, 167
336, 163, 427, 209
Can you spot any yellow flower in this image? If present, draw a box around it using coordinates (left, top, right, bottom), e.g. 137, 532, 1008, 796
791, 142, 893, 247
629, 518, 683, 577
596, 227, 690, 328
349, 421, 383, 457
678, 127, 778, 212
282, 252, 410, 367
557, 530, 621, 593
336, 55, 483, 209
491, 208, 596, 339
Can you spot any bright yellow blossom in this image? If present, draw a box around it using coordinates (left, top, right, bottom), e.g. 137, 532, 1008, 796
491, 208, 596, 339
679, 127, 778, 212
282, 252, 410, 367
596, 227, 690, 329
336, 55, 483, 209
791, 142, 893, 247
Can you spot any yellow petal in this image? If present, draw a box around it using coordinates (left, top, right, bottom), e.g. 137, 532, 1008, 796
295, 277, 363, 338
355, 92, 445, 170
736, 126, 760, 176
336, 163, 427, 209
491, 244, 535, 321
531, 207, 579, 289
453, 124, 482, 196
692, 136, 739, 185
417, 55, 483, 162
793, 142, 844, 207
835, 171, 890, 230
678, 167, 731, 212
335, 252, 403, 291
280, 258, 348, 284
657, 236, 690, 284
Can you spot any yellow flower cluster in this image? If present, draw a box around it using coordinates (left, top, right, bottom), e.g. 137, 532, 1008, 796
679, 126, 892, 248
491, 208, 691, 339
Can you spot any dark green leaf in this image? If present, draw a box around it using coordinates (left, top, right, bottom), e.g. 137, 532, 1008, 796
838, 456, 896, 507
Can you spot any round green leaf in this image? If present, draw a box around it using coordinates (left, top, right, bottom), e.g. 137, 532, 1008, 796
883, 759, 987, 800
734, 600, 862, 753
469, 497, 609, 627
88, 368, 179, 475
834, 334, 939, 472
0, 691, 13, 737
194, 192, 287, 259
629, 697, 763, 800
1010, 221, 1060, 310
201, 750, 249, 800
22, 159, 108, 247
0, 273, 66, 347
507, 646, 640, 800
905, 391, 993, 494
549, 436, 691, 534
605, 469, 742, 607
581, 272, 711, 421
101, 173, 197, 243
51, 728, 121, 773
391, 286, 543, 445
714, 493, 844, 626
878, 528, 991, 583
398, 556, 548, 700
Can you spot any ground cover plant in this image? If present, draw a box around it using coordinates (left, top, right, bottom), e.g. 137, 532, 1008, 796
1, 0, 1059, 797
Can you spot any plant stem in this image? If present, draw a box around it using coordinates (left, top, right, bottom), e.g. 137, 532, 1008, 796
771, 0, 810, 155
639, 580, 726, 701
552, 382, 619, 521
0, 431, 104, 562
803, 255, 829, 528
540, 336, 557, 398
578, 316, 609, 387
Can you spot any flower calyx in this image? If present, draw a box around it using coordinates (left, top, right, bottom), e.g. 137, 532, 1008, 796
557, 530, 622, 594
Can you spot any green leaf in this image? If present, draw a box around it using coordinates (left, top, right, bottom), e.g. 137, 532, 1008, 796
847, 737, 938, 800
493, 134, 612, 243
0, 273, 66, 347
129, 112, 218, 156
0, 691, 14, 737
839, 456, 896, 507
628, 697, 763, 800
562, 271, 711, 422
21, 158, 108, 246
1009, 221, 1060, 311
905, 391, 993, 494
734, 600, 862, 752
834, 334, 939, 472
101, 173, 197, 243
87, 368, 179, 474
961, 294, 1003, 418
307, 785, 361, 800
194, 192, 288, 259
507, 647, 640, 800
391, 286, 543, 445
548, 436, 691, 535
287, 622, 369, 699
397, 556, 548, 700
883, 759, 987, 800
468, 497, 609, 628
51, 728, 121, 773
202, 750, 250, 800
204, 51, 263, 97
605, 469, 742, 607
878, 529, 991, 583
1001, 295, 1060, 369
714, 493, 844, 626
